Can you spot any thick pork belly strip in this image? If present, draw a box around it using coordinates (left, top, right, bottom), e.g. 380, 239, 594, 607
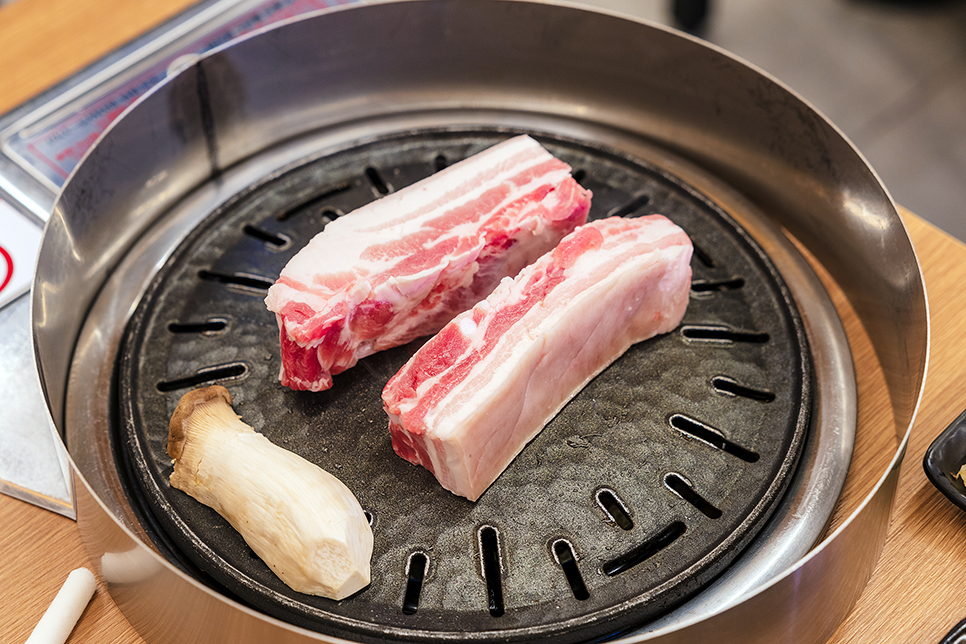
383, 215, 693, 501
264, 135, 591, 391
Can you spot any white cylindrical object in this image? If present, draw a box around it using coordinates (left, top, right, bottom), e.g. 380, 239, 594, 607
25, 567, 97, 644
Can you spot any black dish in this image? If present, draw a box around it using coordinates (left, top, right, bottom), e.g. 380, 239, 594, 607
923, 407, 966, 512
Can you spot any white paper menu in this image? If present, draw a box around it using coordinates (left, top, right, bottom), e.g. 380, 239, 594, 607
0, 198, 42, 310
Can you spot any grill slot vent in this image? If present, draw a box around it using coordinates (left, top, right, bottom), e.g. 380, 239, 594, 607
365, 166, 391, 195
691, 240, 716, 268
276, 183, 351, 221
669, 414, 760, 463
320, 208, 342, 222
691, 277, 745, 293
596, 489, 634, 530
155, 362, 248, 392
681, 325, 769, 344
665, 473, 723, 519
242, 224, 290, 249
402, 552, 429, 615
478, 526, 505, 617
552, 540, 589, 601
601, 522, 686, 576
433, 154, 448, 172
608, 193, 650, 218
167, 318, 228, 335
711, 376, 776, 402
197, 270, 273, 292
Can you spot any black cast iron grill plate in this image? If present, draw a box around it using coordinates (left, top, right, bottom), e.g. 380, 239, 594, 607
115, 129, 812, 644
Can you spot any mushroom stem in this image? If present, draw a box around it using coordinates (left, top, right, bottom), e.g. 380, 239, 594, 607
167, 385, 372, 600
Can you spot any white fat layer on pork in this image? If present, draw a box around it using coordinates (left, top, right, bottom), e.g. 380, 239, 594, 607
425, 217, 685, 433
397, 216, 692, 500
268, 134, 593, 392
264, 135, 571, 318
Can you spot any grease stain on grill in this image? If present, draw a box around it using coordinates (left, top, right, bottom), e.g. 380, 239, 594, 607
711, 376, 776, 402
664, 473, 723, 519
596, 489, 634, 530
681, 324, 770, 344
669, 414, 760, 463
156, 362, 248, 392
197, 269, 273, 293
552, 539, 589, 601
478, 526, 505, 617
601, 521, 686, 577
167, 318, 228, 336
566, 433, 601, 449
402, 551, 429, 615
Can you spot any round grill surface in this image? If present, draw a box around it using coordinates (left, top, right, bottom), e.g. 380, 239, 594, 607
115, 129, 812, 643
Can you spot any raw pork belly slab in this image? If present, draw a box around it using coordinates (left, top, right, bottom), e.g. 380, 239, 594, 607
264, 135, 591, 391
383, 215, 693, 501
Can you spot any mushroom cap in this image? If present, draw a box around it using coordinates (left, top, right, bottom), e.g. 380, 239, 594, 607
167, 385, 233, 460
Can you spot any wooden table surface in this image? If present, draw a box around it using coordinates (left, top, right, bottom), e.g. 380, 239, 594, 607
2, 1, 965, 642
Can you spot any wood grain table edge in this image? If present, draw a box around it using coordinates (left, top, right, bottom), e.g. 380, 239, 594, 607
827, 212, 966, 644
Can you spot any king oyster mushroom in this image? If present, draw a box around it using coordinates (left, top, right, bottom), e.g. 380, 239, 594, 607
167, 385, 372, 600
